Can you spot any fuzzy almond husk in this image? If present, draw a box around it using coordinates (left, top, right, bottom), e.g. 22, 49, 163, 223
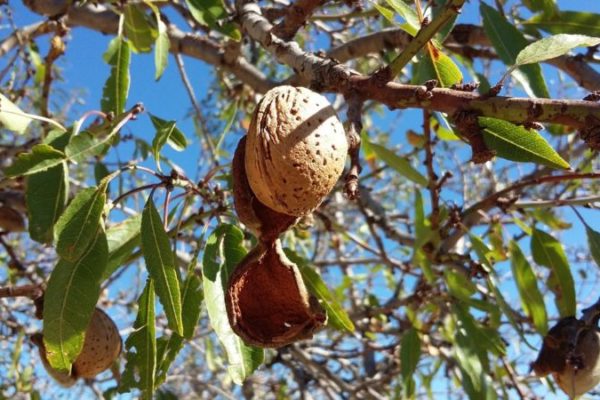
225, 240, 326, 348
33, 308, 121, 384
232, 136, 298, 242
245, 85, 348, 217
532, 316, 600, 397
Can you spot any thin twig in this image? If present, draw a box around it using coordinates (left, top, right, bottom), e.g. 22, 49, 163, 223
173, 52, 217, 164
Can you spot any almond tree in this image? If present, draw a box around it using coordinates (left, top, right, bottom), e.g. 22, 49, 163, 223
1, 0, 600, 398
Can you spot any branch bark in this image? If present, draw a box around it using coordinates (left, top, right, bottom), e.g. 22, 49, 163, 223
271, 0, 324, 41
239, 2, 600, 132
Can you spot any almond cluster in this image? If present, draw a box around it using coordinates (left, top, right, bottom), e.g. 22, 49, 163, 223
227, 86, 348, 347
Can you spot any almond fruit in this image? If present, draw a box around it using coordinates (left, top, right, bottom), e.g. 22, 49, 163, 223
226, 239, 326, 347
532, 316, 600, 397
232, 136, 298, 242
245, 86, 348, 217
34, 308, 121, 385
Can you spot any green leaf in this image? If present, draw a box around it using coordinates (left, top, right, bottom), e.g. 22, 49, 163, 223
105, 215, 142, 279
383, 0, 420, 35
185, 0, 241, 41
65, 131, 110, 163
522, 0, 557, 16
54, 186, 107, 262
155, 264, 203, 387
516, 34, 600, 66
141, 198, 184, 336
120, 280, 157, 398
26, 163, 69, 244
453, 304, 506, 358
445, 270, 476, 302
510, 241, 547, 334
525, 11, 600, 37
400, 328, 421, 381
154, 17, 169, 80
372, 3, 395, 25
4, 144, 65, 177
368, 141, 428, 186
0, 93, 32, 134
414, 44, 463, 88
585, 224, 600, 269
149, 114, 188, 170
101, 37, 131, 115
43, 230, 109, 372
480, 3, 549, 98
26, 132, 71, 244
203, 224, 263, 385
124, 4, 158, 53
285, 249, 355, 333
469, 235, 493, 270
478, 117, 570, 169
531, 229, 576, 317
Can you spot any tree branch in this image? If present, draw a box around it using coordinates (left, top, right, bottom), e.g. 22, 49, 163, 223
271, 0, 325, 41
239, 2, 600, 134
21, 0, 274, 93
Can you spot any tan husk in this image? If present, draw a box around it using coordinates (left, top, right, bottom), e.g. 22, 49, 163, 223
532, 316, 600, 397
232, 136, 298, 243
33, 308, 122, 384
225, 239, 326, 348
245, 85, 348, 217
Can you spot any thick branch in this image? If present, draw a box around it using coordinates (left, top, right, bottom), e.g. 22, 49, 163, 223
239, 3, 600, 131
327, 25, 600, 92
271, 0, 324, 41
21, 1, 274, 93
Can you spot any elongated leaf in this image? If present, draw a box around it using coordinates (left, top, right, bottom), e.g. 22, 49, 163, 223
526, 11, 600, 37
180, 267, 203, 340
285, 249, 355, 333
531, 229, 576, 317
155, 267, 203, 386
154, 18, 169, 80
445, 270, 476, 302
372, 3, 395, 25
4, 144, 65, 177
453, 304, 506, 358
400, 328, 421, 381
141, 199, 183, 335
101, 37, 131, 115
105, 215, 142, 279
368, 141, 427, 186
149, 114, 188, 170
414, 43, 463, 88
124, 4, 158, 53
585, 224, 600, 269
120, 280, 157, 398
185, 0, 241, 41
510, 241, 547, 334
383, 0, 420, 34
516, 34, 600, 66
478, 117, 569, 169
203, 224, 263, 385
43, 230, 109, 372
522, 0, 557, 15
26, 163, 68, 244
480, 3, 549, 98
65, 131, 110, 163
54, 186, 107, 262
0, 93, 32, 133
